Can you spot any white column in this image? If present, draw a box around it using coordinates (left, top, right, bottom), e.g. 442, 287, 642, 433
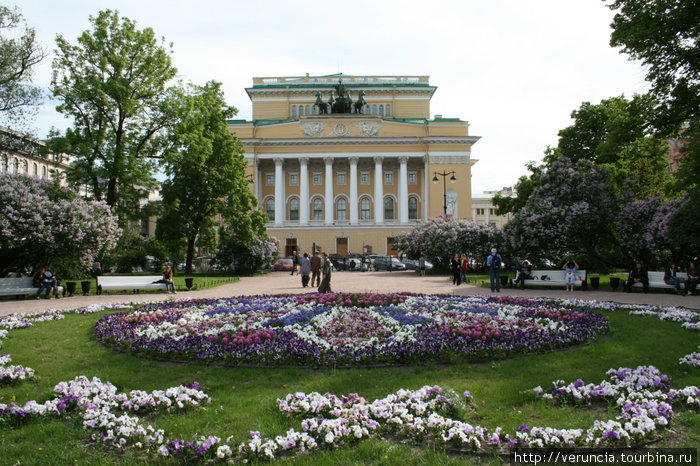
423, 156, 429, 220
299, 157, 309, 224
349, 156, 359, 224
398, 156, 409, 223
373, 156, 384, 224
274, 157, 285, 225
485, 207, 490, 224
324, 156, 334, 225
472, 207, 477, 222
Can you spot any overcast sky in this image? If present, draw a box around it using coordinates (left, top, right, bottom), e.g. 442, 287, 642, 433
16, 0, 649, 194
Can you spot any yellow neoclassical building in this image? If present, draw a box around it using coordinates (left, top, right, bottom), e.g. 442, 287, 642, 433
228, 73, 480, 257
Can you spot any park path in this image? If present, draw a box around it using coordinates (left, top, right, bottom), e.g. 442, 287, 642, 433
0, 270, 697, 317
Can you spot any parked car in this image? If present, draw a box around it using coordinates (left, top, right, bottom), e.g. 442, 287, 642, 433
372, 256, 406, 271
402, 259, 434, 271
273, 258, 294, 271
346, 257, 369, 271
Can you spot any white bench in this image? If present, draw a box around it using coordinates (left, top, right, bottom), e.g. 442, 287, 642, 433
0, 277, 64, 297
96, 275, 169, 294
514, 270, 587, 288
630, 271, 687, 291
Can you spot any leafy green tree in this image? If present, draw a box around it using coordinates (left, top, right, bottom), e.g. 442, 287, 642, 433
157, 81, 248, 275
607, 0, 699, 130
0, 5, 46, 133
51, 9, 177, 213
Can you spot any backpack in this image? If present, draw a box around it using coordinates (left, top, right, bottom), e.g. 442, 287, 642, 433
490, 254, 501, 270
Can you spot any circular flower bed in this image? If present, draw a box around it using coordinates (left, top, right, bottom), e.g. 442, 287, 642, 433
94, 293, 609, 366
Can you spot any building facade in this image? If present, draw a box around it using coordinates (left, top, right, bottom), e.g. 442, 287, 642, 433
0, 126, 70, 183
472, 186, 513, 229
228, 74, 480, 257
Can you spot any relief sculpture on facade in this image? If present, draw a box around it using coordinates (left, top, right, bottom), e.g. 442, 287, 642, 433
301, 121, 325, 137
358, 120, 381, 137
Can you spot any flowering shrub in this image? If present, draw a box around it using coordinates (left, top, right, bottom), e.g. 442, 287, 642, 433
0, 173, 121, 276
393, 215, 503, 267
93, 293, 610, 366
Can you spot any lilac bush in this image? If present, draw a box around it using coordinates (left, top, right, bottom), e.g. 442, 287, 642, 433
0, 173, 121, 276
393, 215, 503, 267
617, 195, 689, 266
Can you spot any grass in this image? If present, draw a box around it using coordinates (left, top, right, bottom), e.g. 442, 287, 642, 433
0, 304, 698, 464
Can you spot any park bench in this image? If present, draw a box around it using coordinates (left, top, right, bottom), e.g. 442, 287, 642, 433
513, 270, 587, 289
96, 275, 169, 294
0, 277, 64, 297
629, 271, 688, 292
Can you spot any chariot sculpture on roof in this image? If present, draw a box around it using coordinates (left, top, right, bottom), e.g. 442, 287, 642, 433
312, 78, 365, 115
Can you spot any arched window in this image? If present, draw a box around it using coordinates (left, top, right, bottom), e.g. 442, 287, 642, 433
336, 198, 347, 221
32, 163, 37, 175
372, 104, 377, 115
298, 105, 304, 116
305, 105, 310, 116
312, 198, 323, 221
384, 197, 395, 220
289, 198, 299, 221
360, 197, 371, 220
1, 155, 7, 172
408, 197, 418, 220
42, 166, 47, 178
312, 105, 318, 115
385, 104, 391, 117
13, 158, 19, 173
265, 198, 275, 221
22, 160, 28, 173
292, 106, 297, 118
379, 104, 384, 117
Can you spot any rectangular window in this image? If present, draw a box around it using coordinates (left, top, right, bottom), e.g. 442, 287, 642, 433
476, 208, 484, 215
337, 172, 346, 185
313, 172, 322, 185
289, 173, 298, 186
489, 208, 495, 215
408, 171, 417, 185
384, 171, 394, 185
266, 173, 274, 186
360, 172, 370, 185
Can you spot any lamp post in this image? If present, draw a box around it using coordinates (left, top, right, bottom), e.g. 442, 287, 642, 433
432, 171, 457, 215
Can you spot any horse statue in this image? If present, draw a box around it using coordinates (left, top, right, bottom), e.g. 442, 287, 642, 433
345, 93, 353, 113
315, 92, 328, 115
354, 90, 366, 114
327, 91, 335, 112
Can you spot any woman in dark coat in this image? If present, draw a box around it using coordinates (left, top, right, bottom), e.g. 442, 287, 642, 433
318, 252, 332, 293
451, 253, 461, 285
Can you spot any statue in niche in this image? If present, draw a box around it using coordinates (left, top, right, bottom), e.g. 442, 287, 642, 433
315, 92, 328, 115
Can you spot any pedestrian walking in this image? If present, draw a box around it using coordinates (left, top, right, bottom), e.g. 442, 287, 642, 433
310, 252, 322, 287
487, 248, 502, 292
318, 252, 332, 293
300, 253, 311, 287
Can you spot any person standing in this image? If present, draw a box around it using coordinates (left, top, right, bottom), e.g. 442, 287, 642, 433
310, 252, 322, 287
291, 250, 298, 275
318, 252, 332, 293
563, 259, 579, 292
451, 253, 461, 285
419, 256, 426, 277
624, 262, 649, 293
460, 254, 469, 284
300, 253, 311, 287
487, 248, 502, 292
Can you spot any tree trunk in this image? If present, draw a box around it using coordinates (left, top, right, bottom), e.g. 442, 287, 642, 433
185, 235, 196, 275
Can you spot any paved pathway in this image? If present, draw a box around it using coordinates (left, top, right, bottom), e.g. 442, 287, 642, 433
0, 271, 697, 317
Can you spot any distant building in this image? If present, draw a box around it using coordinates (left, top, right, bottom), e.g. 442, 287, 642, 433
228, 73, 480, 257
0, 126, 70, 183
472, 186, 513, 229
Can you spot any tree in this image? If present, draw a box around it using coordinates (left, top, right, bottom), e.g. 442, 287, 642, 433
0, 173, 121, 277
503, 157, 625, 272
51, 9, 177, 213
607, 0, 700, 130
393, 215, 504, 269
0, 5, 45, 132
157, 81, 248, 275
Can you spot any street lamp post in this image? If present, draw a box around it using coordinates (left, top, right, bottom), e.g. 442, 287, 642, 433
432, 171, 457, 215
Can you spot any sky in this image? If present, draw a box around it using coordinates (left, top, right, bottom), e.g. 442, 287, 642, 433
16, 0, 649, 195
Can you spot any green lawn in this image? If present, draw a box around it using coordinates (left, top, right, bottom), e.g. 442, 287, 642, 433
0, 305, 697, 464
